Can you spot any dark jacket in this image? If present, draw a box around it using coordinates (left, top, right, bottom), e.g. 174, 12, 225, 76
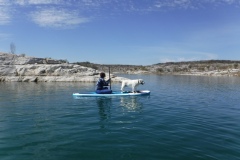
96, 78, 110, 90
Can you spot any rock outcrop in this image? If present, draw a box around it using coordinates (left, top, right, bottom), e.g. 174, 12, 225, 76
0, 52, 67, 65
0, 52, 128, 82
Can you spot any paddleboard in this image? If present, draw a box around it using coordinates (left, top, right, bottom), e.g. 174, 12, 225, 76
73, 90, 150, 98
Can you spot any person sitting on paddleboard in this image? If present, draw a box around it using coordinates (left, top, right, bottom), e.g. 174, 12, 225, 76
96, 72, 112, 94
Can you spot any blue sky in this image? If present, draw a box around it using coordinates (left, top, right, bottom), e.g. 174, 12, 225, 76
0, 0, 240, 65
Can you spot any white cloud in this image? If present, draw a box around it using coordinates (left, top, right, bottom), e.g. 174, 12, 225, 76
216, 0, 237, 4
15, 0, 27, 5
15, 0, 62, 5
30, 8, 90, 28
0, 33, 11, 40
0, 0, 12, 5
0, 33, 10, 39
154, 0, 195, 10
1, 0, 240, 27
81, 0, 101, 6
153, 0, 240, 10
28, 0, 61, 5
0, 6, 11, 24
0, 0, 12, 25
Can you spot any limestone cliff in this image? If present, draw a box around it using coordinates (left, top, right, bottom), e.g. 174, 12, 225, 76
0, 52, 127, 82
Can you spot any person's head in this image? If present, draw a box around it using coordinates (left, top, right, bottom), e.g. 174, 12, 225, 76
100, 72, 106, 78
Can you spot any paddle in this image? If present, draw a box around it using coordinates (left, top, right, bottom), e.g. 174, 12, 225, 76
109, 67, 111, 90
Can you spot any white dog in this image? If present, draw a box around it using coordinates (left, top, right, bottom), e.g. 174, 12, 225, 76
121, 79, 145, 92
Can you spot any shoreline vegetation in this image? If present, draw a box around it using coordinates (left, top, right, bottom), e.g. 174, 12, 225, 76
0, 52, 240, 82
76, 60, 240, 76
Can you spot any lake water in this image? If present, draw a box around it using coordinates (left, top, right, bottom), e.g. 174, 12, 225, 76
0, 74, 240, 160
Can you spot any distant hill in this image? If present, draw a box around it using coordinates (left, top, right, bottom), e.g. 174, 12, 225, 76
73, 62, 148, 73
74, 60, 240, 76
149, 60, 240, 76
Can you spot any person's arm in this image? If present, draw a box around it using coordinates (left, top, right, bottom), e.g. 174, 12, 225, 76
106, 78, 111, 83
103, 78, 111, 86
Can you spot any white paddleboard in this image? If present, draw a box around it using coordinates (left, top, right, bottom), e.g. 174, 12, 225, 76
73, 90, 150, 98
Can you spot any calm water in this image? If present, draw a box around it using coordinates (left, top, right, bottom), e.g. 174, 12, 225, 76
0, 75, 240, 160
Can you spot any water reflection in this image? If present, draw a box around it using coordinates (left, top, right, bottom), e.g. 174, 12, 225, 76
96, 97, 112, 129
96, 96, 147, 129
119, 97, 144, 112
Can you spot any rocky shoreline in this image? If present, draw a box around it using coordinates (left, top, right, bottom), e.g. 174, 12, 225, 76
0, 52, 128, 82
1, 52, 240, 82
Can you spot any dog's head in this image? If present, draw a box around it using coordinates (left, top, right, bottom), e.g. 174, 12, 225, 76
138, 79, 145, 85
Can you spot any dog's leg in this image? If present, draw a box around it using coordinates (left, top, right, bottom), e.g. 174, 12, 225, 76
121, 84, 124, 92
132, 85, 136, 93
